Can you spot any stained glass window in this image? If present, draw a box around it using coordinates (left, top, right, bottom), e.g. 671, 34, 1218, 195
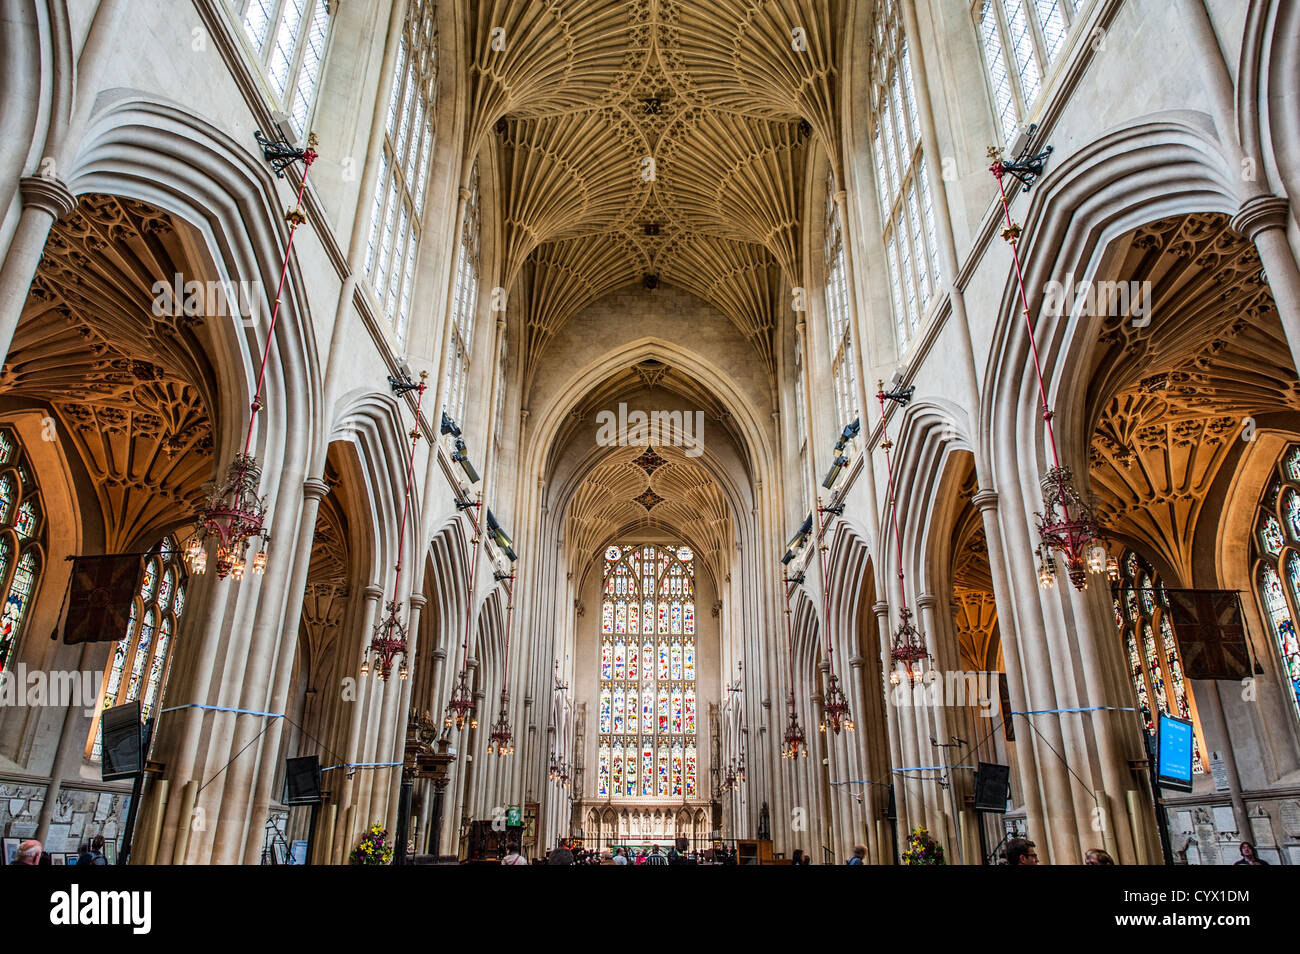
229, 0, 333, 137
1252, 445, 1300, 723
824, 171, 858, 427
1111, 550, 1206, 772
869, 0, 942, 351
975, 0, 1089, 143
364, 0, 437, 347
87, 536, 189, 761
0, 429, 44, 674
598, 543, 698, 798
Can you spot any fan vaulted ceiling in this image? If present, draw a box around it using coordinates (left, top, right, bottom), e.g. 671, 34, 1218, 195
466, 0, 847, 389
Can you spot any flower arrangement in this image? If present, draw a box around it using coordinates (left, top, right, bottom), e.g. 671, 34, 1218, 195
901, 825, 945, 865
349, 823, 394, 865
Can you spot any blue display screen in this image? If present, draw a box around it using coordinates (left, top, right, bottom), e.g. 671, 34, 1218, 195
1157, 713, 1194, 791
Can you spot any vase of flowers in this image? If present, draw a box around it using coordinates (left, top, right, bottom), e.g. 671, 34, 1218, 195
901, 825, 945, 865
349, 823, 394, 865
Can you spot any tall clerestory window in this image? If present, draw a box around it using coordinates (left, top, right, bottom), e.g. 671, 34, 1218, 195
869, 0, 942, 351
230, 0, 334, 138
597, 544, 698, 800
1111, 550, 1206, 773
443, 165, 481, 425
1251, 445, 1300, 724
87, 537, 189, 761
0, 428, 44, 674
365, 0, 438, 348
824, 173, 857, 430
975, 0, 1091, 145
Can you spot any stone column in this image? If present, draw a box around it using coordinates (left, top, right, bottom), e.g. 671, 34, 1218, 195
0, 176, 76, 363
1232, 196, 1300, 375
334, 583, 384, 856
875, 600, 907, 848
971, 488, 1051, 856
239, 476, 330, 863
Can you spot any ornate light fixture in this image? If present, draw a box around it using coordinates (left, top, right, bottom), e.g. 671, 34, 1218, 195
779, 573, 808, 759
444, 490, 483, 731
877, 382, 932, 686
989, 146, 1106, 591
185, 132, 319, 581
361, 372, 428, 681
486, 569, 518, 756
781, 698, 808, 759
812, 494, 855, 736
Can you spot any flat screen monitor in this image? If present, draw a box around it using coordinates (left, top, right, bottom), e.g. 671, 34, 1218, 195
1156, 712, 1195, 793
101, 701, 143, 782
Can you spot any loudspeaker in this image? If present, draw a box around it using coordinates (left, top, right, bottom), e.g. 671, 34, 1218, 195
973, 762, 1010, 812
101, 701, 143, 782
885, 784, 896, 820
284, 755, 322, 805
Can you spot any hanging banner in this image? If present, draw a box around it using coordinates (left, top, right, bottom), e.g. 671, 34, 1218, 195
62, 554, 143, 645
1164, 590, 1253, 681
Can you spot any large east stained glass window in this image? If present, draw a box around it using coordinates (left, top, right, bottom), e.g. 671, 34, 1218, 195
1111, 550, 1206, 773
1252, 446, 1300, 724
597, 544, 697, 799
86, 537, 189, 761
229, 0, 334, 137
0, 428, 44, 673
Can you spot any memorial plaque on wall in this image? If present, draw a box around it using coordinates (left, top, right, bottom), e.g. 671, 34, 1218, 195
1279, 799, 1300, 837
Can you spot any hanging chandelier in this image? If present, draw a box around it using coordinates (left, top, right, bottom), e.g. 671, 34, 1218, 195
361, 372, 428, 681
485, 691, 514, 756
444, 490, 483, 730
486, 568, 518, 756
876, 382, 932, 686
444, 668, 477, 730
779, 569, 809, 759
989, 146, 1106, 591
185, 132, 319, 582
819, 673, 855, 734
781, 699, 808, 759
812, 499, 855, 735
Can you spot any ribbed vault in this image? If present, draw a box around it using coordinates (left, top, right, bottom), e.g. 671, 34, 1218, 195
468, 0, 845, 389
564, 443, 733, 584
1086, 213, 1300, 583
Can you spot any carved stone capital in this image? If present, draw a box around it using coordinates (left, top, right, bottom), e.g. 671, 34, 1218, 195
916, 593, 938, 610
20, 175, 76, 219
362, 583, 385, 601
1231, 194, 1290, 241
872, 600, 890, 619
302, 476, 331, 501
408, 593, 428, 609
849, 655, 865, 669
971, 489, 1000, 513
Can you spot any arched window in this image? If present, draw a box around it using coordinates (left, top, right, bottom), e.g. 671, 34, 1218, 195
86, 536, 189, 761
0, 428, 45, 673
974, 0, 1091, 144
868, 0, 942, 350
597, 544, 698, 799
1251, 445, 1300, 724
824, 173, 857, 430
1111, 550, 1206, 773
443, 164, 481, 424
364, 0, 438, 346
230, 0, 334, 137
